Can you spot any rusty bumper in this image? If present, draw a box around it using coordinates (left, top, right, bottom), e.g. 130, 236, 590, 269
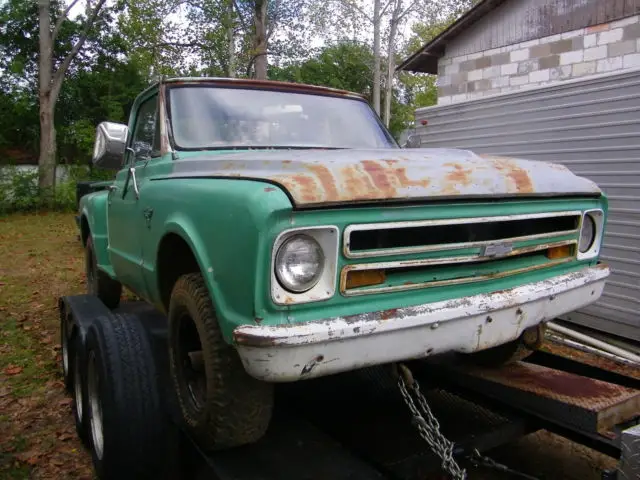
233, 264, 610, 382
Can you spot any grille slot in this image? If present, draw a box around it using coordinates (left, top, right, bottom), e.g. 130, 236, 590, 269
341, 241, 577, 296
344, 211, 581, 259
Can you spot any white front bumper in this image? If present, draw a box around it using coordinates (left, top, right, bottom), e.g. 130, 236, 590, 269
234, 265, 610, 382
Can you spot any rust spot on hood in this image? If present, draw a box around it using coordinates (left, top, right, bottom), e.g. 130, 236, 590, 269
488, 156, 534, 194
307, 165, 339, 201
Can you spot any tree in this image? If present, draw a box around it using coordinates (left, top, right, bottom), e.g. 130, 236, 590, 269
37, 0, 107, 193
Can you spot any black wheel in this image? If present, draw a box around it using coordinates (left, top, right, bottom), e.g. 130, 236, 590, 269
85, 235, 122, 309
60, 311, 73, 391
72, 333, 90, 446
168, 273, 273, 451
85, 313, 168, 479
464, 323, 547, 367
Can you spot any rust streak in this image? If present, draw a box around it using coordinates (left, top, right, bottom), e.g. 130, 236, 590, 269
444, 163, 473, 188
307, 164, 340, 202
339, 165, 379, 200
491, 157, 534, 193
362, 160, 397, 197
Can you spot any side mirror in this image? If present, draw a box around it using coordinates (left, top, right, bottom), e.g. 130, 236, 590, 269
404, 134, 420, 149
92, 121, 128, 170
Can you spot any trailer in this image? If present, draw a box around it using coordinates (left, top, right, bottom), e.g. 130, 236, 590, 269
58, 294, 640, 480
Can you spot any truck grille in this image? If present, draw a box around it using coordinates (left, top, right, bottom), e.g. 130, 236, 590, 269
340, 211, 581, 296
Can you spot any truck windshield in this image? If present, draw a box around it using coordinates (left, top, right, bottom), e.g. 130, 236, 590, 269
167, 86, 398, 150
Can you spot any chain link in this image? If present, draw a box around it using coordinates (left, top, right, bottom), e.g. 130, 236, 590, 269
396, 364, 467, 480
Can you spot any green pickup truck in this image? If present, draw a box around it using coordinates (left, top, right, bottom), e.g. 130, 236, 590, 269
78, 76, 610, 451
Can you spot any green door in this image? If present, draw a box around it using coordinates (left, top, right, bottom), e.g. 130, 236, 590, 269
107, 91, 159, 299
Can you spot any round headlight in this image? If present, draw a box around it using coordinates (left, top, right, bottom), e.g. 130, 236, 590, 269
275, 234, 325, 293
579, 214, 596, 253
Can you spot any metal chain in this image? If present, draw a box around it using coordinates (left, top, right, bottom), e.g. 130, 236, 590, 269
395, 363, 541, 480
396, 364, 467, 480
468, 449, 540, 480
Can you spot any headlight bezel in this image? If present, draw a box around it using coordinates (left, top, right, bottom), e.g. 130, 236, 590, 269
577, 209, 605, 260
270, 226, 339, 305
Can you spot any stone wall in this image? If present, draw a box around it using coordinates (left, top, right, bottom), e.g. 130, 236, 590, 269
437, 15, 640, 105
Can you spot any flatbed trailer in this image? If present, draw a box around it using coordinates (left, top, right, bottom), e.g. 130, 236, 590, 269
58, 295, 640, 480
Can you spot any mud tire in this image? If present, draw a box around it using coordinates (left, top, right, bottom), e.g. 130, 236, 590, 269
85, 235, 122, 310
168, 273, 273, 451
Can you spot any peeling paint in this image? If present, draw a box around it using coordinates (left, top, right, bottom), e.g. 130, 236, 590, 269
234, 265, 610, 381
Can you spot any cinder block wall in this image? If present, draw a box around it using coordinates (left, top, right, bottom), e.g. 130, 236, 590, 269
437, 15, 640, 105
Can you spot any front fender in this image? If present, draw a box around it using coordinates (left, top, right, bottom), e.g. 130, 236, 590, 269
80, 190, 112, 274
141, 178, 293, 343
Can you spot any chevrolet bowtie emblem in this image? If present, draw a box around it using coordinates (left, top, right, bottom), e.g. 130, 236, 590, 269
481, 242, 513, 258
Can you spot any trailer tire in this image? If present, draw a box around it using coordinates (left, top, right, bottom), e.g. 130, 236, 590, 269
466, 323, 547, 366
85, 313, 168, 479
72, 333, 90, 446
168, 273, 273, 451
85, 236, 122, 310
60, 311, 74, 391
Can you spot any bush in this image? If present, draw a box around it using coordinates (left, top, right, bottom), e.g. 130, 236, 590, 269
0, 164, 114, 215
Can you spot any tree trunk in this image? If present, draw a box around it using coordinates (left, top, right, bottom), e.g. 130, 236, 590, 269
384, 1, 401, 127
38, 98, 57, 193
227, 0, 236, 77
37, 0, 56, 194
372, 0, 381, 115
253, 0, 268, 79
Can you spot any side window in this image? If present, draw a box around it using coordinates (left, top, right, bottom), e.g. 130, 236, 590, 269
130, 95, 158, 161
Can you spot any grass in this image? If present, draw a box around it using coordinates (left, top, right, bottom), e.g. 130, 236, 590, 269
0, 213, 93, 480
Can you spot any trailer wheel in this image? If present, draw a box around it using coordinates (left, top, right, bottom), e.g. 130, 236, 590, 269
60, 311, 73, 391
466, 323, 547, 366
72, 334, 90, 446
85, 313, 167, 479
85, 236, 122, 310
168, 273, 273, 451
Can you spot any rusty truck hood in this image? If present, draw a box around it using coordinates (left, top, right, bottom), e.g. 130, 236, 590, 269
167, 148, 601, 208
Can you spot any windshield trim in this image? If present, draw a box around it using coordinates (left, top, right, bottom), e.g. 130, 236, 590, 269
164, 84, 399, 152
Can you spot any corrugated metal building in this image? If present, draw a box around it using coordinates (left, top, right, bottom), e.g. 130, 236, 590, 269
398, 0, 640, 341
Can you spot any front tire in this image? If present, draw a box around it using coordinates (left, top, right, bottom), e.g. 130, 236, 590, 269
85, 235, 122, 309
168, 273, 273, 451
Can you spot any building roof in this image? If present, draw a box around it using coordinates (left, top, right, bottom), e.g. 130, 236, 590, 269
397, 0, 507, 74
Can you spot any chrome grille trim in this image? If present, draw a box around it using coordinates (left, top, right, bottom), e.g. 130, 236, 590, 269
340, 239, 577, 296
343, 210, 582, 259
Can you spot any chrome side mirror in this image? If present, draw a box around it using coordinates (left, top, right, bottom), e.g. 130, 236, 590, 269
92, 121, 128, 170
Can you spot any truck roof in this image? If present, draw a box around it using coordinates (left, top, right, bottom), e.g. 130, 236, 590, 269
146, 76, 367, 101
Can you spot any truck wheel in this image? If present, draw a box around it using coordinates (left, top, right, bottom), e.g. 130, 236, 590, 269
85, 235, 122, 309
168, 273, 273, 451
85, 313, 168, 479
72, 334, 90, 446
466, 323, 547, 366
